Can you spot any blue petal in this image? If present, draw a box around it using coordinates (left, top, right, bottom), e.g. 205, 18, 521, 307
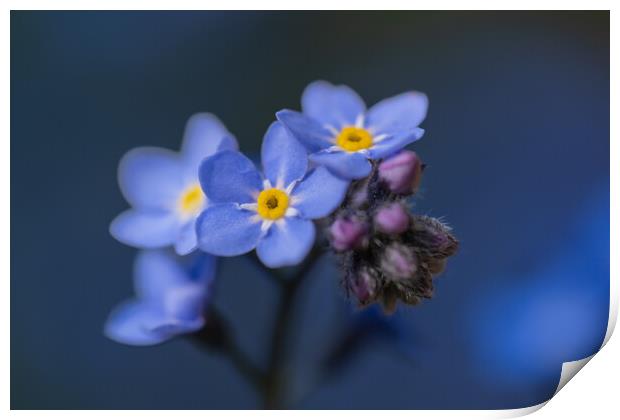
118, 147, 184, 210
256, 217, 316, 268
159, 283, 208, 322
148, 316, 205, 337
180, 113, 238, 177
199, 151, 263, 204
174, 220, 198, 255
261, 121, 308, 188
187, 252, 218, 285
276, 110, 334, 152
301, 80, 366, 129
309, 150, 372, 180
367, 128, 425, 159
133, 250, 188, 303
134, 250, 213, 321
291, 166, 349, 219
110, 210, 180, 248
366, 91, 428, 135
196, 203, 262, 256
104, 301, 174, 346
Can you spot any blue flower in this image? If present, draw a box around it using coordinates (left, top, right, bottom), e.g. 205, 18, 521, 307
110, 113, 238, 255
196, 121, 349, 268
276, 80, 427, 180
104, 250, 216, 346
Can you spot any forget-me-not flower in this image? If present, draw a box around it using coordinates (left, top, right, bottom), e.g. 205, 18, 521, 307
196, 121, 349, 268
104, 250, 216, 346
276, 80, 428, 180
110, 113, 237, 255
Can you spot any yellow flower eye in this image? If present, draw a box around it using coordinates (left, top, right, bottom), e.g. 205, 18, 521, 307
257, 188, 289, 220
178, 183, 205, 216
336, 126, 373, 152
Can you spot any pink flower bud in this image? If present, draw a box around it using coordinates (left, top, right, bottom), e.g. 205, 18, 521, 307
411, 215, 458, 257
329, 217, 367, 252
350, 268, 377, 304
380, 244, 418, 279
349, 178, 370, 208
378, 150, 423, 195
374, 203, 410, 235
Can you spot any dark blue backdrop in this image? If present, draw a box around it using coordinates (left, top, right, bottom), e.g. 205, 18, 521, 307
11, 11, 609, 409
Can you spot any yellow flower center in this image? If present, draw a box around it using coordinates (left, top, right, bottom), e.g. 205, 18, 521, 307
336, 126, 373, 152
178, 183, 205, 216
257, 188, 289, 220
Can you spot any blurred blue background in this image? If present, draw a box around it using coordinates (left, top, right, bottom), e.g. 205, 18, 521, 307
11, 11, 609, 409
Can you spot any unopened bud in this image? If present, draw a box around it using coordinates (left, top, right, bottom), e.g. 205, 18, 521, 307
374, 203, 410, 235
412, 215, 458, 257
380, 285, 399, 315
349, 267, 378, 304
378, 150, 423, 195
380, 244, 418, 279
427, 258, 447, 275
349, 178, 370, 208
329, 217, 367, 252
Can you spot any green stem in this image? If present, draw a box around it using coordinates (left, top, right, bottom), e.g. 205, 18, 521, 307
191, 308, 263, 389
262, 246, 323, 409
193, 245, 324, 409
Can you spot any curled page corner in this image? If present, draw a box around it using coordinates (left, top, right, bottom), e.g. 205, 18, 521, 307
547, 275, 617, 399
554, 355, 595, 395
496, 275, 617, 418
495, 355, 599, 419
495, 401, 547, 418
552, 265, 618, 396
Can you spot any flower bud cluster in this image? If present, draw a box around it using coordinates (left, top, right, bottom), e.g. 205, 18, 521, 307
327, 150, 458, 313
